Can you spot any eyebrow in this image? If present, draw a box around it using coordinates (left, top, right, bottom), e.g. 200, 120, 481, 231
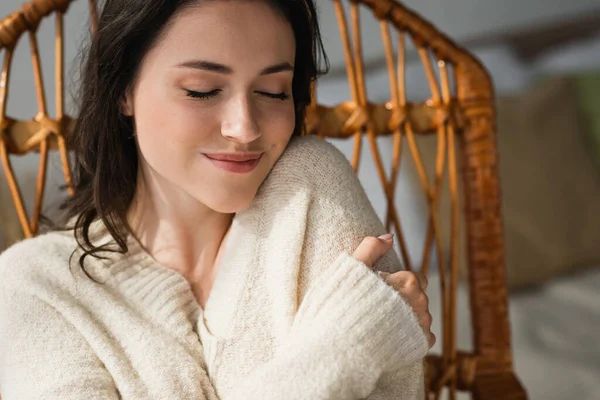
177, 60, 294, 75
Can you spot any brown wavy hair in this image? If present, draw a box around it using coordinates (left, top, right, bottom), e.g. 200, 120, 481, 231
64, 0, 329, 279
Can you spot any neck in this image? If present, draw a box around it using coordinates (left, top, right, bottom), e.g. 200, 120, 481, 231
127, 172, 233, 282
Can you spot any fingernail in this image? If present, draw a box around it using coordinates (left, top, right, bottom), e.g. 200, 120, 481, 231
378, 233, 394, 241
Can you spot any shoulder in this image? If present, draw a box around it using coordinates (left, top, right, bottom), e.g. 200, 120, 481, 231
0, 231, 80, 293
278, 135, 351, 170
265, 136, 358, 194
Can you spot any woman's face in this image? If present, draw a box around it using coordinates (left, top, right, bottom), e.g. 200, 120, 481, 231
123, 0, 296, 213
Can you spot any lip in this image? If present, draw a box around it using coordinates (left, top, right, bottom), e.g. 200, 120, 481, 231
204, 153, 263, 162
204, 153, 263, 174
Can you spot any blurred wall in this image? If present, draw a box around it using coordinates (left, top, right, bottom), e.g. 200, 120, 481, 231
317, 0, 600, 70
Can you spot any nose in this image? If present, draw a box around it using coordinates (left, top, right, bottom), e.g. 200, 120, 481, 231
220, 95, 261, 144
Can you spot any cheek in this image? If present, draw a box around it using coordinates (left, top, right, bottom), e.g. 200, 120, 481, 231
259, 103, 296, 149
132, 86, 215, 164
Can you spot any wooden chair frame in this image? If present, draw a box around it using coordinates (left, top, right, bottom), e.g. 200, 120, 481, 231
0, 0, 527, 398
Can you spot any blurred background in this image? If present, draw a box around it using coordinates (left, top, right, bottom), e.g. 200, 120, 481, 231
1, 0, 599, 399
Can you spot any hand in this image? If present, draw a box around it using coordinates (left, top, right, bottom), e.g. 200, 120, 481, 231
353, 234, 436, 348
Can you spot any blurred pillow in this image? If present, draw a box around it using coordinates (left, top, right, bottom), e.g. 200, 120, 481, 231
495, 77, 600, 287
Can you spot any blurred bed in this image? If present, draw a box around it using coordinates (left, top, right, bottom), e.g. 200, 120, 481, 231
426, 267, 600, 400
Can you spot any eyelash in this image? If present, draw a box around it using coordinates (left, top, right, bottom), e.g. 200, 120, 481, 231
185, 89, 290, 101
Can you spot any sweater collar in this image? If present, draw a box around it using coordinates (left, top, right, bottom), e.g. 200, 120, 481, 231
78, 196, 265, 340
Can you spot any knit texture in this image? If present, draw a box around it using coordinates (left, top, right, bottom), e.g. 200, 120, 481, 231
0, 136, 428, 400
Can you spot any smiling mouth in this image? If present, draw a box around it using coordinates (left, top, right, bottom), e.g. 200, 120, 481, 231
204, 153, 262, 162
203, 153, 263, 174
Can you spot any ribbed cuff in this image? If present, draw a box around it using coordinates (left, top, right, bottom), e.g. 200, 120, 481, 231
292, 252, 429, 373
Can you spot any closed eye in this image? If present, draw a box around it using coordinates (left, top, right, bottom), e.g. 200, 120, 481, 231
257, 91, 290, 101
185, 89, 290, 101
185, 89, 221, 99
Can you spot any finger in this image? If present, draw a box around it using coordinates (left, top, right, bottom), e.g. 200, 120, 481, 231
428, 332, 436, 348
396, 290, 430, 324
419, 311, 433, 331
388, 271, 419, 291
352, 234, 393, 269
416, 292, 430, 313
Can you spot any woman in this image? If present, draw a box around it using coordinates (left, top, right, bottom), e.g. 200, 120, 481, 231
0, 0, 434, 399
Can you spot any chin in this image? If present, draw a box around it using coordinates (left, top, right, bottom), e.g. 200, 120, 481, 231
204, 192, 257, 214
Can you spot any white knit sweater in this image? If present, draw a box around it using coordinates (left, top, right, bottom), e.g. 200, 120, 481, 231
0, 136, 428, 400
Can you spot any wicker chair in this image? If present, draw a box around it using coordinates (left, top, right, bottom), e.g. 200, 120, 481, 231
0, 0, 527, 398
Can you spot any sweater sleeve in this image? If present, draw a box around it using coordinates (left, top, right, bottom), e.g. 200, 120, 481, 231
225, 253, 428, 400
365, 363, 426, 399
0, 287, 120, 400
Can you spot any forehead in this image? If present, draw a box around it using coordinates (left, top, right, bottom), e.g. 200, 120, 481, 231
154, 1, 296, 68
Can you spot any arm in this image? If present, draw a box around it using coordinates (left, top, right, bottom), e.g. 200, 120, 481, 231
226, 253, 428, 400
0, 287, 119, 400
365, 363, 426, 400
226, 137, 428, 399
